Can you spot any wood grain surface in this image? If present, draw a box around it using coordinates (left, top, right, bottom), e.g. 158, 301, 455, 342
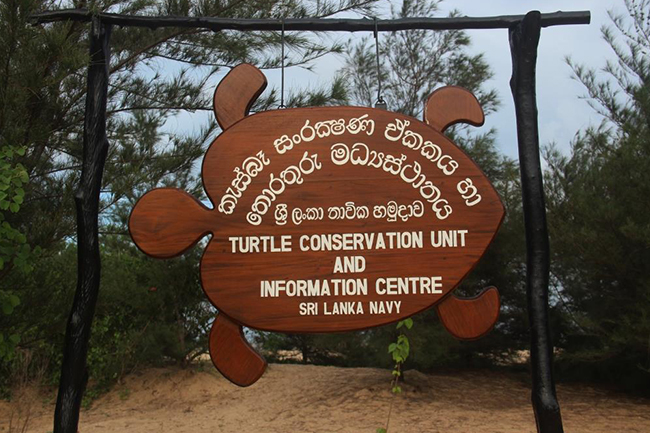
424, 86, 484, 132
209, 313, 267, 387
436, 286, 500, 340
130, 105, 504, 333
213, 63, 267, 131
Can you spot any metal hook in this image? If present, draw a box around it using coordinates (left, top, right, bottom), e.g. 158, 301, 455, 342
373, 18, 386, 110
279, 19, 286, 109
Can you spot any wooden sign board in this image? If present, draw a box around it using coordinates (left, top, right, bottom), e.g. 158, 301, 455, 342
129, 64, 505, 386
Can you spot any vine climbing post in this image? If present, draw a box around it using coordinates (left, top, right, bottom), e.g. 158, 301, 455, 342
53, 17, 112, 433
509, 11, 564, 433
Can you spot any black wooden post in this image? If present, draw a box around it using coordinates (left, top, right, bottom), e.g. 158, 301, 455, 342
53, 17, 111, 433
509, 11, 564, 433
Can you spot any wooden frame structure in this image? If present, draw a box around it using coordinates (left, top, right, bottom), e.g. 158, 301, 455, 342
30, 8, 590, 433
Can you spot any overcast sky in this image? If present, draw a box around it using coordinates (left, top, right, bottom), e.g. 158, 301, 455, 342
169, 1, 624, 161
435, 0, 621, 159
263, 0, 623, 160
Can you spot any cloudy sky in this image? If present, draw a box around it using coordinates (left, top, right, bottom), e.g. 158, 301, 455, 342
170, 1, 625, 161
435, 0, 621, 158
269, 0, 623, 159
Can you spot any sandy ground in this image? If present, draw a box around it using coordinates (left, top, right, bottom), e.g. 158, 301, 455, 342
2, 363, 649, 433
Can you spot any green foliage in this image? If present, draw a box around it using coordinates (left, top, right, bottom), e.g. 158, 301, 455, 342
0, 292, 21, 361
0, 142, 35, 363
1, 237, 211, 396
388, 321, 412, 393
343, 0, 498, 118
377, 319, 413, 433
546, 0, 650, 392
0, 0, 379, 396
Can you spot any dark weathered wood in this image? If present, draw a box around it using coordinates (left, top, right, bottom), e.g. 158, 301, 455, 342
30, 9, 590, 31
436, 287, 500, 340
509, 11, 564, 433
53, 17, 111, 433
209, 313, 267, 387
213, 63, 267, 131
424, 86, 484, 132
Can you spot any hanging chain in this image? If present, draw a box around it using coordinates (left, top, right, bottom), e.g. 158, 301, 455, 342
374, 18, 386, 109
280, 19, 286, 109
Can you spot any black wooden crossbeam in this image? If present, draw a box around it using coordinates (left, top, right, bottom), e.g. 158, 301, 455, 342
31, 8, 590, 31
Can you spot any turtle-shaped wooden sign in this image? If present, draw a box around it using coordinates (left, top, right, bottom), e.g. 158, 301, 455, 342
129, 64, 504, 387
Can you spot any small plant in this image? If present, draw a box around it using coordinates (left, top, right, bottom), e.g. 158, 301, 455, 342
377, 318, 413, 433
0, 144, 35, 364
118, 388, 131, 401
0, 292, 20, 361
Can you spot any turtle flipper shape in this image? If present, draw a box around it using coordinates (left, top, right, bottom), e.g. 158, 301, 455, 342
214, 63, 267, 130
423, 86, 500, 339
424, 86, 485, 132
210, 313, 267, 387
436, 287, 500, 340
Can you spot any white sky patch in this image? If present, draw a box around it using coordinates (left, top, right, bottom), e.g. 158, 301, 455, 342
157, 1, 623, 166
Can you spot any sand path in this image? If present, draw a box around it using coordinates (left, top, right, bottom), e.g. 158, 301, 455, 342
2, 364, 649, 432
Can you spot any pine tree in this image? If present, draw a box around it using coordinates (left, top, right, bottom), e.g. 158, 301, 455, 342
0, 0, 378, 392
1, 0, 377, 251
545, 0, 650, 392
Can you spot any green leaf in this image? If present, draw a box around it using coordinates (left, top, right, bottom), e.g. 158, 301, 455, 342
9, 334, 20, 344
388, 343, 397, 353
15, 147, 25, 156
9, 294, 19, 307
377, 428, 387, 433
404, 318, 413, 329
2, 302, 13, 315
9, 202, 19, 213
396, 320, 404, 329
